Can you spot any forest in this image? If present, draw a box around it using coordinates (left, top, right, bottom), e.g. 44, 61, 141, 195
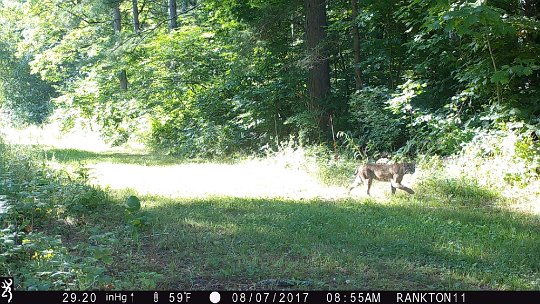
0, 0, 539, 294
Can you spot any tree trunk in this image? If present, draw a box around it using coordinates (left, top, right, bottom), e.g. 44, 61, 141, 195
168, 0, 178, 30
304, 0, 331, 135
113, 3, 128, 90
118, 70, 128, 90
113, 4, 122, 32
351, 0, 363, 91
132, 0, 140, 34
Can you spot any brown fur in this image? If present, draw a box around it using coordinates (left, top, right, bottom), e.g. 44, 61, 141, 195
348, 163, 415, 195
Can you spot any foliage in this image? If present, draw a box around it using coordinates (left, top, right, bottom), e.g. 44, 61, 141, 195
387, 79, 477, 155
0, 1, 56, 125
390, 0, 540, 157
457, 122, 540, 186
0, 137, 156, 289
347, 86, 406, 156
124, 195, 151, 229
1, 0, 539, 291
0, 139, 106, 288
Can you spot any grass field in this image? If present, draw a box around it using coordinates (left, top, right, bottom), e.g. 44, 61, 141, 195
137, 194, 539, 290
43, 147, 540, 290
1, 126, 539, 290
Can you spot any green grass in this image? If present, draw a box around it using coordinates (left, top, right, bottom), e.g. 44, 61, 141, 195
41, 147, 242, 166
41, 148, 185, 166
2, 144, 539, 291
133, 190, 539, 290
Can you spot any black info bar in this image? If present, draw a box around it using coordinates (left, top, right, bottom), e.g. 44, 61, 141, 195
2, 291, 539, 304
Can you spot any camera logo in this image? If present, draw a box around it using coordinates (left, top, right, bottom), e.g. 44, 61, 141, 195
0, 277, 13, 304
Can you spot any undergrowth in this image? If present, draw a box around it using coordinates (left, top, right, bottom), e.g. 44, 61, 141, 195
0, 137, 158, 290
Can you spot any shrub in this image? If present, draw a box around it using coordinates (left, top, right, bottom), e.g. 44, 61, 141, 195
387, 80, 476, 156
458, 122, 540, 186
0, 137, 114, 289
347, 87, 407, 156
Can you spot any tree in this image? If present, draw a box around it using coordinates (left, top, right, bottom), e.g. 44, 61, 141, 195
168, 0, 178, 30
304, 0, 331, 136
113, 1, 128, 90
132, 0, 141, 34
351, 0, 363, 90
3, 0, 537, 158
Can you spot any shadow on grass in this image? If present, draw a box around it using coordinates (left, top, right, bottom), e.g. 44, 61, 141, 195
138, 194, 540, 290
43, 148, 184, 166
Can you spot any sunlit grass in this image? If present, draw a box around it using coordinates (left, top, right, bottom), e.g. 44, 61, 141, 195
44, 148, 185, 166
42, 147, 351, 200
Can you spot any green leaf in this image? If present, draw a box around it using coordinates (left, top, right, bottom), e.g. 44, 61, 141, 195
522, 67, 533, 76
490, 71, 509, 84
126, 196, 141, 212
